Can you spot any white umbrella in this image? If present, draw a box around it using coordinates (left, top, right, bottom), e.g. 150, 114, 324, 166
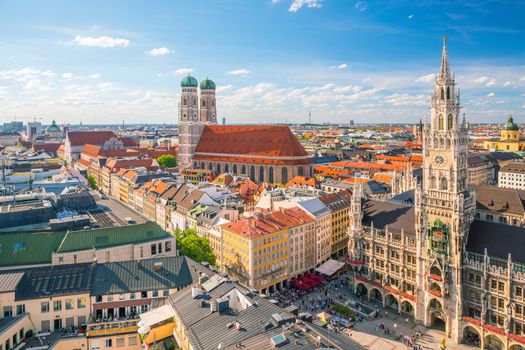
138, 325, 151, 335
137, 320, 146, 328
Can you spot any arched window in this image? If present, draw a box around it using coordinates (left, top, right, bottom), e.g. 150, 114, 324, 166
446, 87, 450, 100
282, 167, 288, 184
183, 113, 187, 120
233, 164, 238, 174
447, 114, 453, 129
200, 162, 205, 169
224, 164, 229, 173
431, 176, 436, 189
259, 166, 265, 182
212, 100, 215, 107
193, 98, 196, 106
183, 98, 187, 106
269, 167, 274, 183
250, 166, 255, 181
438, 115, 444, 131
440, 177, 448, 190
202, 100, 205, 107
193, 162, 197, 168
440, 88, 444, 100
298, 167, 304, 176
241, 164, 246, 175
208, 163, 213, 171
216, 163, 221, 174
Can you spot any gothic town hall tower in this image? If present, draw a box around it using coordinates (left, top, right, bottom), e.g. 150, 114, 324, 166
414, 36, 476, 341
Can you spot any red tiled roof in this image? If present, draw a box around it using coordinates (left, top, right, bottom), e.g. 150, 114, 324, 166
103, 158, 157, 172
120, 137, 137, 147
193, 125, 310, 165
222, 207, 314, 239
67, 131, 116, 146
32, 143, 61, 152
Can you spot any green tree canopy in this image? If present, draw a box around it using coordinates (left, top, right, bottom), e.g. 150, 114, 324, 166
157, 154, 177, 168
174, 228, 216, 266
87, 175, 98, 190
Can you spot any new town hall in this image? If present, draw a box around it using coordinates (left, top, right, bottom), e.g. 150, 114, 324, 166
348, 38, 525, 350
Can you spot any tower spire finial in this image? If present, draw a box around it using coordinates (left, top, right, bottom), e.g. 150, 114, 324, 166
439, 35, 451, 78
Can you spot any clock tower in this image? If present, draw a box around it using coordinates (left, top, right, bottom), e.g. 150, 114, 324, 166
414, 36, 476, 341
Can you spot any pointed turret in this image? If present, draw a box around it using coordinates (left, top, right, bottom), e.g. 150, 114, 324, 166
439, 35, 451, 79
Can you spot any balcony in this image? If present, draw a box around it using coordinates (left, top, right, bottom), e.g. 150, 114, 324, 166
86, 318, 139, 337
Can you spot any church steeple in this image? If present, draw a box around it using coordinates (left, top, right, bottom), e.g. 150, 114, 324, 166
439, 35, 451, 79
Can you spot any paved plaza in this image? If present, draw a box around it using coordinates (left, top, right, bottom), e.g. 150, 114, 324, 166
272, 271, 479, 350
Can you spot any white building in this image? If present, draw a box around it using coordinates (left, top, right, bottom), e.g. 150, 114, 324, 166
498, 162, 525, 190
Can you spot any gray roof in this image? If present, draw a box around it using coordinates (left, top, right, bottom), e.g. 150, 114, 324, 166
467, 220, 525, 262
362, 199, 416, 235
15, 263, 93, 300
169, 280, 364, 350
90, 256, 195, 296
298, 198, 331, 218
0, 271, 24, 293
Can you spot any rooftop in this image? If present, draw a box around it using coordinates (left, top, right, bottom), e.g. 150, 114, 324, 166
90, 256, 195, 295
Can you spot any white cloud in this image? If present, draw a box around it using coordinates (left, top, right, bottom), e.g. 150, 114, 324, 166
487, 92, 495, 97
415, 74, 435, 83
474, 76, 490, 84
486, 79, 497, 87
97, 82, 115, 91
41, 70, 55, 77
0, 67, 40, 82
216, 85, 233, 94
61, 72, 74, 81
146, 47, 171, 56
289, 0, 322, 12
520, 76, 525, 81
72, 35, 130, 48
333, 85, 362, 93
174, 68, 194, 75
408, 14, 414, 19
355, 1, 367, 12
330, 63, 348, 70
88, 73, 101, 79
0, 86, 8, 94
503, 81, 512, 87
226, 69, 251, 77
24, 79, 51, 92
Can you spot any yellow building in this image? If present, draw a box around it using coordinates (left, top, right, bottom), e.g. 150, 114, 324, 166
484, 116, 525, 152
221, 208, 313, 293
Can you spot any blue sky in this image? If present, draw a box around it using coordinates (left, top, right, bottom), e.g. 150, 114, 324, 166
0, 0, 524, 125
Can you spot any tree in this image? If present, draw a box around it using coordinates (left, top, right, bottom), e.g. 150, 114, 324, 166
157, 154, 177, 168
174, 228, 216, 266
87, 175, 98, 190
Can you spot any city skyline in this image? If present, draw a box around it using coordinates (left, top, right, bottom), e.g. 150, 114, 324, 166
0, 0, 524, 125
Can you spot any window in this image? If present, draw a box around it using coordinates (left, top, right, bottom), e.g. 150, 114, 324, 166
151, 244, 157, 255
140, 247, 144, 258
116, 337, 125, 347
53, 300, 62, 311
158, 243, 162, 254
65, 299, 73, 310
130, 293, 136, 300
163, 290, 169, 297
128, 336, 138, 346
16, 304, 25, 315
141, 291, 148, 298
105, 339, 113, 348
152, 290, 158, 297
438, 115, 444, 130
58, 257, 64, 264
41, 302, 50, 313
96, 296, 102, 302
165, 241, 171, 252
77, 297, 86, 309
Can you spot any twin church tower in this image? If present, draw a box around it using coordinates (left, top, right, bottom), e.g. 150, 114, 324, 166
178, 76, 218, 168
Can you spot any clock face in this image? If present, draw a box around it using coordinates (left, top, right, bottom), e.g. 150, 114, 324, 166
433, 154, 447, 166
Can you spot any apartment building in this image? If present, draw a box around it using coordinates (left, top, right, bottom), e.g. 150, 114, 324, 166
499, 162, 525, 190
